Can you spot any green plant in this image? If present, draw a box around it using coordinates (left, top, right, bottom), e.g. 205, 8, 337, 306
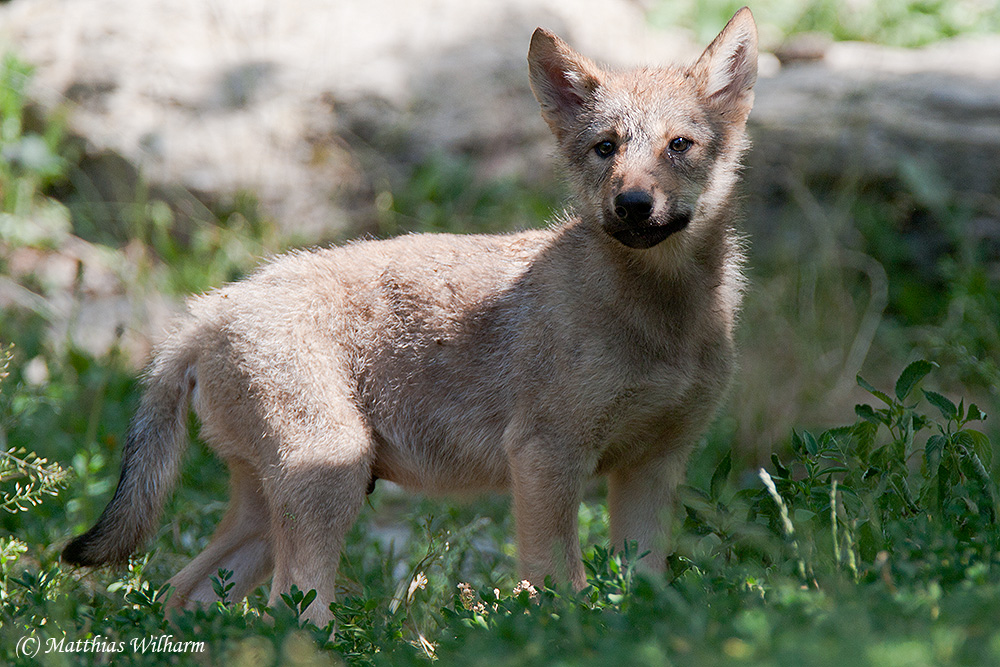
1, 345, 70, 514
374, 152, 562, 238
0, 53, 72, 246
649, 0, 1000, 48
684, 360, 996, 597
0, 344, 70, 496
0, 344, 70, 621
0, 55, 67, 205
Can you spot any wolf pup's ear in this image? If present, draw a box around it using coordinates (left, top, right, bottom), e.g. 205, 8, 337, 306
693, 7, 758, 122
528, 29, 605, 140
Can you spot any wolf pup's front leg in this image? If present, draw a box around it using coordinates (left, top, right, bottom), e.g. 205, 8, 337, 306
507, 435, 590, 588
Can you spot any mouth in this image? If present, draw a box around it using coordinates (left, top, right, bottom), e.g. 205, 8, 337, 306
606, 209, 692, 249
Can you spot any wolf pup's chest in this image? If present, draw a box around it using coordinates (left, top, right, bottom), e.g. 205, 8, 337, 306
590, 351, 733, 472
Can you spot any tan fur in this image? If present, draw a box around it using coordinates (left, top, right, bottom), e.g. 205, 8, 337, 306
63, 9, 758, 628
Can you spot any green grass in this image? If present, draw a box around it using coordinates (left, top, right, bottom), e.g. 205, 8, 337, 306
2, 8, 1000, 662
3, 354, 999, 665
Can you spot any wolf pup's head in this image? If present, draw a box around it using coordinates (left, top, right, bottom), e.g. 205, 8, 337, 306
528, 8, 758, 251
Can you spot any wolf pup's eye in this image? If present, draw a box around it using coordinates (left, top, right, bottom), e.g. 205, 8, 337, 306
668, 137, 692, 153
594, 140, 616, 158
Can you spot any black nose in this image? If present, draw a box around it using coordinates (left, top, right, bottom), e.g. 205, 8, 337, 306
613, 190, 654, 224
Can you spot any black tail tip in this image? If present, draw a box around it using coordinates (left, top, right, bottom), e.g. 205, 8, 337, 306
62, 533, 105, 567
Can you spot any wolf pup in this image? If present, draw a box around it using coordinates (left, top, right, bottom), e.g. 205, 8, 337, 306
63, 8, 758, 627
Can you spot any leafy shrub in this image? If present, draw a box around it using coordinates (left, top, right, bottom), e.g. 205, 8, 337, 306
683, 360, 996, 586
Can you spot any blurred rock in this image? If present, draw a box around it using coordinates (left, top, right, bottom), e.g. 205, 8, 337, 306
4, 0, 996, 243
0, 0, 696, 240
749, 37, 1000, 209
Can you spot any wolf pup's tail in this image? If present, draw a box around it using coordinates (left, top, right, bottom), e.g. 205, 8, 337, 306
62, 331, 198, 567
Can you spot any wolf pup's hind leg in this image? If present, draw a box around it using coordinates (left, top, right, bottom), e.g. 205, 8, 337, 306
165, 461, 274, 610
260, 388, 375, 628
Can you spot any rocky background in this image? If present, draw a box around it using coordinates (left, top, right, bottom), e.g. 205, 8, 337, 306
2, 0, 999, 454
2, 0, 996, 234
